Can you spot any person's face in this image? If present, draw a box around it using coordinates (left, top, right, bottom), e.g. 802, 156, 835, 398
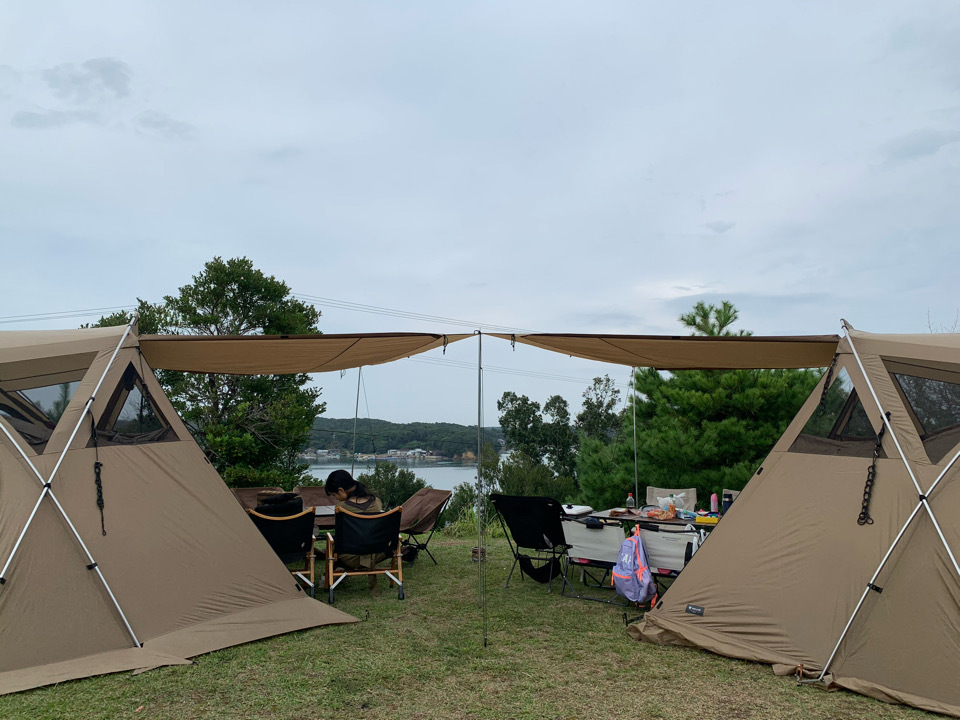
332, 488, 349, 502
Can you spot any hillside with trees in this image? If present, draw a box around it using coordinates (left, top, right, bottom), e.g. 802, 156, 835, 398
309, 417, 502, 458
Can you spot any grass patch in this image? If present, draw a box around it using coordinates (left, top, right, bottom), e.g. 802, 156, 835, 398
0, 537, 932, 720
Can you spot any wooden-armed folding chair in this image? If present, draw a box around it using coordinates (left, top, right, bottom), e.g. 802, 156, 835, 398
399, 488, 452, 565
489, 494, 569, 593
325, 506, 404, 604
247, 507, 317, 597
560, 517, 629, 605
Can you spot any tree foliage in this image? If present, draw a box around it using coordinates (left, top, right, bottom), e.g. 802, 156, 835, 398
496, 392, 544, 460
576, 301, 821, 509
93, 257, 323, 489
497, 390, 578, 493
309, 417, 501, 457
576, 375, 622, 442
358, 462, 427, 510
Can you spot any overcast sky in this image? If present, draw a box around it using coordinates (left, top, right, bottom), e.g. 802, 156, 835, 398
3, 2, 960, 426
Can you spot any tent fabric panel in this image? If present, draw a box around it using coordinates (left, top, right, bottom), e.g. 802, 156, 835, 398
0, 355, 95, 390
828, 476, 960, 713
634, 453, 918, 670
847, 328, 960, 363
143, 596, 356, 661
138, 333, 471, 374
48, 443, 314, 641
828, 673, 960, 718
0, 326, 131, 361
490, 333, 840, 369
0, 497, 136, 673
0, 647, 191, 696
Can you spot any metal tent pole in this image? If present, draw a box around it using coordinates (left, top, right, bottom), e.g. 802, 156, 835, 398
0, 317, 142, 647
351, 367, 361, 476
476, 331, 488, 646
814, 323, 960, 682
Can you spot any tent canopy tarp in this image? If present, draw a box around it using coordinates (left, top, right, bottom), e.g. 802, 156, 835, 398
139, 332, 471, 374
490, 333, 840, 369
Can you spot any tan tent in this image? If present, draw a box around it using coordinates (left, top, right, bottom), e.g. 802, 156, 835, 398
496, 328, 960, 716
0, 324, 467, 694
620, 327, 959, 717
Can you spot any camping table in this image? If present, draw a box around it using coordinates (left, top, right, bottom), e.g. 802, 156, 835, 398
314, 505, 336, 530
589, 508, 720, 533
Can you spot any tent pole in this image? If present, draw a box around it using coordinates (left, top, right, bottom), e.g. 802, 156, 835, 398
0, 316, 142, 647
632, 367, 639, 503
476, 331, 487, 646
814, 324, 960, 682
351, 367, 361, 476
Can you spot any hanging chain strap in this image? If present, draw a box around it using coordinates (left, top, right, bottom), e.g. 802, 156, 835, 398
858, 415, 887, 526
90, 412, 107, 535
816, 353, 839, 416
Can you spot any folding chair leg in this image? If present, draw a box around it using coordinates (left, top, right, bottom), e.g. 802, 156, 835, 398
504, 555, 520, 588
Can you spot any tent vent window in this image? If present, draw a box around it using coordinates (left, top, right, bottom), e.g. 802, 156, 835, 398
790, 368, 882, 458
93, 365, 176, 446
0, 381, 80, 453
893, 372, 960, 464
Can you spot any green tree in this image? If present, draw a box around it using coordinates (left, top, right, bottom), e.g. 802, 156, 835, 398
577, 301, 821, 509
93, 257, 323, 489
679, 300, 749, 337
358, 462, 426, 510
575, 434, 636, 509
576, 375, 621, 442
498, 452, 576, 502
497, 391, 544, 460
542, 394, 577, 480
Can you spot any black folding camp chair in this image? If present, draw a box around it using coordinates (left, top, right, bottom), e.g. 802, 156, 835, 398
489, 493, 569, 593
399, 488, 452, 565
324, 506, 404, 604
248, 507, 317, 597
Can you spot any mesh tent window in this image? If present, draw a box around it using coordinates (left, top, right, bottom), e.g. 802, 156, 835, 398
892, 371, 960, 464
789, 367, 882, 458
0, 381, 81, 453
92, 364, 177, 446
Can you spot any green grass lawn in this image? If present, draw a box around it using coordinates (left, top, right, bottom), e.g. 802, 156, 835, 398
0, 536, 932, 720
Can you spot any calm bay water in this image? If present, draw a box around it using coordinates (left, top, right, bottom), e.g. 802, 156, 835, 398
306, 460, 478, 493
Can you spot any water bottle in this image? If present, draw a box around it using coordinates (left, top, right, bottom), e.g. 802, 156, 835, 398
710, 492, 719, 514
625, 492, 635, 509
722, 493, 733, 514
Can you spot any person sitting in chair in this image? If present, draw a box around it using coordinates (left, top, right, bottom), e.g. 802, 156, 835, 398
325, 469, 382, 515
324, 469, 384, 595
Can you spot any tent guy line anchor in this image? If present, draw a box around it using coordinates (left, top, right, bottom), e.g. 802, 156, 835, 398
0, 316, 142, 648
812, 321, 960, 684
